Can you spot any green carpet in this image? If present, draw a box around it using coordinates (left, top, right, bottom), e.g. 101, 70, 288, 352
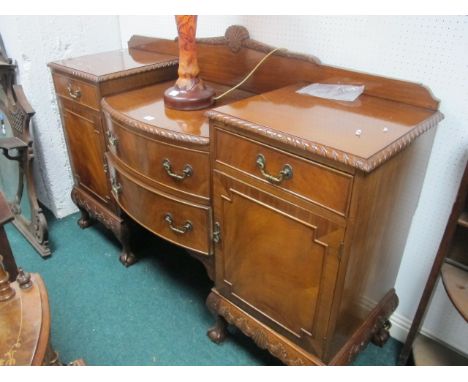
5, 211, 402, 366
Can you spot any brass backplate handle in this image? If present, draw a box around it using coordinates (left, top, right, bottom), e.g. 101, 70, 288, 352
213, 222, 221, 244
107, 130, 118, 147
162, 159, 193, 181
67, 83, 81, 100
256, 153, 293, 184
110, 176, 122, 199
164, 213, 193, 234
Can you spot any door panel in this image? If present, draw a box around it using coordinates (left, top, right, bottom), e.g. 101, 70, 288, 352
213, 171, 344, 355
61, 107, 109, 202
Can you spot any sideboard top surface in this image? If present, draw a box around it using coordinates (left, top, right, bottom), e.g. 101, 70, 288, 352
102, 80, 254, 146
48, 48, 178, 82
209, 83, 443, 172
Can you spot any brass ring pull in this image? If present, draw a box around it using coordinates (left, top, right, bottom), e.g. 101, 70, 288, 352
162, 159, 193, 181
164, 213, 192, 234
256, 154, 293, 184
67, 83, 81, 100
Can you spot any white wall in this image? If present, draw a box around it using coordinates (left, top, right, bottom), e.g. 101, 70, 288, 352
120, 15, 468, 355
0, 16, 121, 217
119, 15, 243, 46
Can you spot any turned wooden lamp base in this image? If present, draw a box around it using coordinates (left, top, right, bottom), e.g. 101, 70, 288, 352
164, 15, 215, 111
164, 82, 215, 111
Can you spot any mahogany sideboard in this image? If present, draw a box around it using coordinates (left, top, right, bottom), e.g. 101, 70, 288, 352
49, 26, 443, 365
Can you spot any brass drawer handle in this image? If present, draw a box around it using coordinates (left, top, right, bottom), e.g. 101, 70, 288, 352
110, 177, 122, 199
107, 130, 119, 147
256, 153, 293, 184
213, 222, 221, 244
164, 213, 192, 234
162, 159, 193, 181
67, 83, 81, 100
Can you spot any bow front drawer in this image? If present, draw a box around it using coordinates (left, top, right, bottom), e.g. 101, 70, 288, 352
214, 129, 353, 216
107, 155, 211, 255
103, 116, 210, 203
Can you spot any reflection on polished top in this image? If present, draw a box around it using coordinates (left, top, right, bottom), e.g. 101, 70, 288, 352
103, 79, 443, 168
211, 83, 443, 164
50, 48, 177, 81
102, 81, 254, 142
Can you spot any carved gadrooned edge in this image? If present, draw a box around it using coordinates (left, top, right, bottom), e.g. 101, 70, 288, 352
48, 58, 178, 84
207, 110, 444, 173
206, 291, 322, 366
330, 290, 399, 365
71, 188, 122, 234
101, 99, 210, 146
197, 25, 321, 65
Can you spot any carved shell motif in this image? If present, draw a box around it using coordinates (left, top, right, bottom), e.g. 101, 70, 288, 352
224, 25, 250, 53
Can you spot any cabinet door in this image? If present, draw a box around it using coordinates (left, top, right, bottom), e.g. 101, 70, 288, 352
60, 101, 110, 203
213, 171, 345, 357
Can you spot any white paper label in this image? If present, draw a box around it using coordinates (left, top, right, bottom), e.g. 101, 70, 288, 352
296, 83, 365, 102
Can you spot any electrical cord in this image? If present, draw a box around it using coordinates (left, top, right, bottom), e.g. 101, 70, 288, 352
213, 47, 283, 101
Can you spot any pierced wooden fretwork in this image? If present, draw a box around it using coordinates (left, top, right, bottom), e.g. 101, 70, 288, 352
0, 73, 50, 258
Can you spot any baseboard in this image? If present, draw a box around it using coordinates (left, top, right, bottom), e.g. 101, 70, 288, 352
389, 310, 449, 344
388, 311, 412, 343
389, 311, 468, 358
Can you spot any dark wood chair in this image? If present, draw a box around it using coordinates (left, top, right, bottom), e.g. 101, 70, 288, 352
0, 33, 50, 258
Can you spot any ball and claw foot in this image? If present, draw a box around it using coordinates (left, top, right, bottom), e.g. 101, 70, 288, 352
77, 209, 92, 229
77, 216, 92, 229
371, 319, 391, 347
119, 251, 137, 267
207, 316, 228, 344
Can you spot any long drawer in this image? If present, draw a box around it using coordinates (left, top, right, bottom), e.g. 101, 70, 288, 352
107, 153, 211, 255
214, 128, 353, 216
105, 117, 210, 203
